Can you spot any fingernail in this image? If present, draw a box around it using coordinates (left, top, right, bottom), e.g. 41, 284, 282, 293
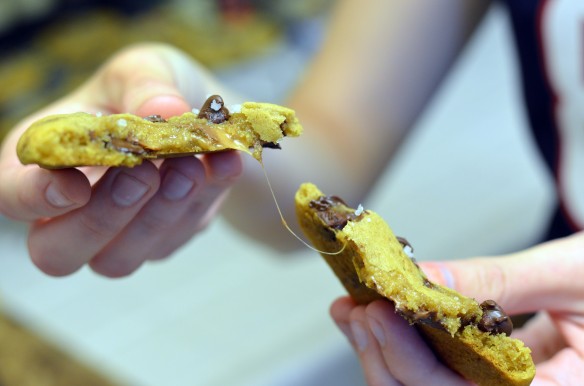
422, 262, 456, 289
162, 169, 194, 201
111, 172, 150, 207
351, 320, 368, 351
45, 184, 74, 208
368, 317, 386, 347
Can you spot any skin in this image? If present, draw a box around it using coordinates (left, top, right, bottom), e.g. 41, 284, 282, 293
222, 0, 491, 248
331, 232, 584, 385
1, 0, 582, 383
0, 45, 243, 277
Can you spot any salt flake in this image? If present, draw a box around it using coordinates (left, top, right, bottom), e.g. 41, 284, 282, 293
210, 99, 221, 111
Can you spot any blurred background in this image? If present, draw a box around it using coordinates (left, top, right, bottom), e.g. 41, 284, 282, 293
0, 0, 330, 141
0, 1, 555, 385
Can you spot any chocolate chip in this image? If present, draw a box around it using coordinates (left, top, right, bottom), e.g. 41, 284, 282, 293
478, 300, 513, 336
397, 237, 412, 250
309, 195, 348, 211
261, 142, 282, 150
144, 115, 166, 123
197, 95, 230, 123
310, 195, 358, 230
397, 308, 445, 330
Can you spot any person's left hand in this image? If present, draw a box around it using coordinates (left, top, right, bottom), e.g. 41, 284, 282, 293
330, 231, 584, 385
0, 44, 242, 277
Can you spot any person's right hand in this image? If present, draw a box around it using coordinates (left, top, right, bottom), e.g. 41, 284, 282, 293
0, 44, 242, 278
331, 231, 584, 385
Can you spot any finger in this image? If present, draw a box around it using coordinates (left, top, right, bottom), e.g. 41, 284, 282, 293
0, 100, 93, 221
88, 156, 206, 276
349, 306, 402, 386
0, 167, 91, 221
512, 312, 567, 364
365, 300, 469, 386
330, 296, 359, 347
89, 151, 242, 277
79, 44, 207, 117
532, 348, 584, 386
28, 162, 160, 276
419, 232, 584, 314
143, 151, 243, 259
331, 298, 401, 385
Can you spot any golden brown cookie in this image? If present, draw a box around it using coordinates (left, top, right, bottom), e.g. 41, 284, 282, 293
17, 95, 302, 169
295, 183, 535, 386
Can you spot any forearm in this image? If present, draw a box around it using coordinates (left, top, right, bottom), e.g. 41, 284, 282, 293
225, 0, 492, 250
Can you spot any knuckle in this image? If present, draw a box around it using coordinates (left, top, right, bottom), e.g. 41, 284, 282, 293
78, 213, 118, 242
478, 260, 509, 304
139, 209, 181, 234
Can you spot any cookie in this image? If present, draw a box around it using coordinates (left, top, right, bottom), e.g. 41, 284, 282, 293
295, 183, 535, 386
17, 95, 302, 169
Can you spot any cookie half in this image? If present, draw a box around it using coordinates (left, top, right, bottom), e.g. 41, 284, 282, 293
295, 183, 535, 386
17, 95, 302, 168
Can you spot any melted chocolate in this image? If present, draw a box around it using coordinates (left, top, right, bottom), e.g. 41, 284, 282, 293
144, 114, 166, 123
260, 142, 282, 150
109, 136, 146, 155
397, 308, 445, 330
309, 195, 359, 230
197, 95, 230, 123
478, 300, 513, 336
399, 300, 513, 337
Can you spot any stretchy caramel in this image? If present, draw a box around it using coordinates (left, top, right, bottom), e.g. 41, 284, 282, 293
295, 183, 535, 386
17, 95, 302, 169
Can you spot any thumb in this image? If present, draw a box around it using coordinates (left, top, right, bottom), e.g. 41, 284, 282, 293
419, 232, 584, 315
77, 44, 206, 118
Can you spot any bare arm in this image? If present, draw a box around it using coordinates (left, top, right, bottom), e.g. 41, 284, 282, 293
223, 0, 492, 250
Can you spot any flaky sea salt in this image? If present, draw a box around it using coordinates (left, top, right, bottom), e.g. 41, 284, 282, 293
229, 104, 242, 113
354, 204, 364, 216
117, 118, 127, 127
96, 111, 103, 117
210, 99, 221, 111
192, 108, 200, 115
403, 245, 415, 258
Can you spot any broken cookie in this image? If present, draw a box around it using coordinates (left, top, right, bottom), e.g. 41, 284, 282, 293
295, 183, 535, 386
17, 95, 302, 169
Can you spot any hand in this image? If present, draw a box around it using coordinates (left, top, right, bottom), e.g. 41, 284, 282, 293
0, 44, 242, 277
330, 231, 584, 385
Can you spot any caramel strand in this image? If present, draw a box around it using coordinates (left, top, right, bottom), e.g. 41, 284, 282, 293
260, 162, 347, 255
